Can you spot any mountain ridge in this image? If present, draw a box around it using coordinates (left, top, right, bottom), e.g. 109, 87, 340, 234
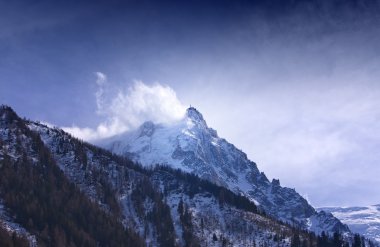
0, 105, 322, 246
3, 105, 374, 246
103, 106, 349, 235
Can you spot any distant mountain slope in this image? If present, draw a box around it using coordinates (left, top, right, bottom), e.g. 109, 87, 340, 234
103, 106, 348, 234
319, 205, 380, 244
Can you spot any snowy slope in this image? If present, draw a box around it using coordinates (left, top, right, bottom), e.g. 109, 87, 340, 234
102, 107, 349, 234
319, 205, 380, 243
19, 110, 297, 246
0, 201, 37, 247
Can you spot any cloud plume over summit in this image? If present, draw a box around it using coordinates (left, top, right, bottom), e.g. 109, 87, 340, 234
63, 73, 186, 141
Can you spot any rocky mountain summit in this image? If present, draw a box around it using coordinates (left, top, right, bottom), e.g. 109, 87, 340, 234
103, 107, 349, 234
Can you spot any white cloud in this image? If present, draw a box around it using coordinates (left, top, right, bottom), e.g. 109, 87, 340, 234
63, 73, 186, 141
95, 72, 107, 113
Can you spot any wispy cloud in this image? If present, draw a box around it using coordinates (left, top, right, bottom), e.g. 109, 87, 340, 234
94, 72, 107, 113
63, 72, 186, 141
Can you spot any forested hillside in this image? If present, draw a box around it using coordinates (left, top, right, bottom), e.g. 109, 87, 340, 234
0, 105, 377, 247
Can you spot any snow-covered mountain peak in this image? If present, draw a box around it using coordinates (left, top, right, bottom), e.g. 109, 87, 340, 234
103, 106, 349, 234
182, 107, 218, 139
186, 106, 205, 123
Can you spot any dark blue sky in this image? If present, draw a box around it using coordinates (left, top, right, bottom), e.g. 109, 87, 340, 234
2, 0, 380, 206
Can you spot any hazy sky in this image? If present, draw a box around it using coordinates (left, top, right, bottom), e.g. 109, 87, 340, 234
1, 0, 380, 207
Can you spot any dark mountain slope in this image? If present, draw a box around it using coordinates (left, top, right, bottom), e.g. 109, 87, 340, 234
0, 106, 144, 247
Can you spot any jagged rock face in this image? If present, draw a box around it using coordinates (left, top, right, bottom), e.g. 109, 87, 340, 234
103, 107, 349, 233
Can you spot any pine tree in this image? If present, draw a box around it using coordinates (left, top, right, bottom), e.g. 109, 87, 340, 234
353, 234, 362, 247
317, 231, 329, 247
213, 233, 218, 241
332, 232, 342, 247
291, 233, 301, 247
178, 198, 184, 216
